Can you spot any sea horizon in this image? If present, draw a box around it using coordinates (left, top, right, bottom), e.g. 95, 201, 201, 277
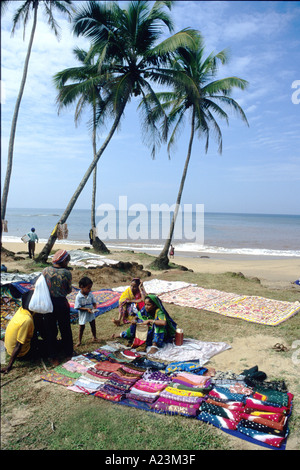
2, 207, 300, 259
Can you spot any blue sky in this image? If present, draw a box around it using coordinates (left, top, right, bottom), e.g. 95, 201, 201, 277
1, 1, 300, 216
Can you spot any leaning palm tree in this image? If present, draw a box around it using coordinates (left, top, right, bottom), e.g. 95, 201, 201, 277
1, 0, 74, 229
147, 39, 249, 269
54, 46, 110, 253
36, 0, 200, 262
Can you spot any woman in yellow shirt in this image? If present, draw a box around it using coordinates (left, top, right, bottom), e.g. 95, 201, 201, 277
112, 278, 146, 326
1, 292, 36, 374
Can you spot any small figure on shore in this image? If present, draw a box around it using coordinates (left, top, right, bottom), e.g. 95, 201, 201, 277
27, 227, 39, 259
75, 276, 98, 347
169, 244, 175, 258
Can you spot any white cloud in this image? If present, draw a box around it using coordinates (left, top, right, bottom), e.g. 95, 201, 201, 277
1, 1, 300, 214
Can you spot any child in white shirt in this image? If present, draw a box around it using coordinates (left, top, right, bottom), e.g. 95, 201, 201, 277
75, 277, 98, 346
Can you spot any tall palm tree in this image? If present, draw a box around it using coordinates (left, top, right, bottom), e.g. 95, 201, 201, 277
54, 46, 110, 253
36, 0, 200, 262
1, 0, 74, 229
146, 39, 249, 269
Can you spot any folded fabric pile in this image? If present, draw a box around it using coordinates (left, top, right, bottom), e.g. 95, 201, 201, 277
197, 366, 293, 448
41, 350, 294, 450
211, 370, 247, 387
151, 369, 212, 417
198, 385, 247, 430
172, 371, 211, 388
128, 374, 170, 403
41, 353, 97, 389
238, 387, 292, 448
94, 361, 145, 402
132, 357, 169, 371
165, 360, 208, 375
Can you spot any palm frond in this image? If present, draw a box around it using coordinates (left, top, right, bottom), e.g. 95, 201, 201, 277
43, 2, 61, 38
202, 77, 248, 96
150, 28, 201, 59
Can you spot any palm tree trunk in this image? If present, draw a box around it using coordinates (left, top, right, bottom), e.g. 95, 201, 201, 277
1, 2, 38, 225
36, 106, 125, 263
150, 108, 196, 269
90, 106, 109, 253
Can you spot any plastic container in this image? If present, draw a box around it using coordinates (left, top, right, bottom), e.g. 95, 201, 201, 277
175, 328, 184, 346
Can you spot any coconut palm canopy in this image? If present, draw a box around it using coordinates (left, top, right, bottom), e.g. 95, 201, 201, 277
140, 38, 249, 267
36, 0, 201, 262
1, 0, 74, 223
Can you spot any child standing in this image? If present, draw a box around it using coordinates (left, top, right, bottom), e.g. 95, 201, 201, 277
75, 277, 98, 347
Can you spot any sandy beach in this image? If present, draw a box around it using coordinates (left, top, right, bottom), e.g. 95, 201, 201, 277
2, 240, 299, 287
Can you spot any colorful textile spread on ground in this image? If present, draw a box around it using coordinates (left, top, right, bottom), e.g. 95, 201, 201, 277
67, 288, 121, 323
40, 343, 293, 450
112, 279, 197, 295
0, 296, 21, 339
208, 296, 300, 326
0, 282, 121, 330
0, 281, 36, 338
159, 286, 300, 326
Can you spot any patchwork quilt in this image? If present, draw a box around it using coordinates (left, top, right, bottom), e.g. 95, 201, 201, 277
159, 286, 300, 326
67, 287, 121, 323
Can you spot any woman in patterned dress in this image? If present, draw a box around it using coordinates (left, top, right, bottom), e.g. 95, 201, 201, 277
118, 294, 177, 353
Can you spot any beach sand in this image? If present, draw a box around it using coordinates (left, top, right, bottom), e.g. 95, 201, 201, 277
2, 240, 299, 287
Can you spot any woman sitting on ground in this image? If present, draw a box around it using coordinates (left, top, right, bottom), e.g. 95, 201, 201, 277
112, 278, 146, 326
116, 294, 177, 354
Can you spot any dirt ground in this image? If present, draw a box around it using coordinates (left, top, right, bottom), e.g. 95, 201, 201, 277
1, 246, 299, 451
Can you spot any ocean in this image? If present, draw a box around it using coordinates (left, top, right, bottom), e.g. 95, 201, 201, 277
2, 208, 300, 259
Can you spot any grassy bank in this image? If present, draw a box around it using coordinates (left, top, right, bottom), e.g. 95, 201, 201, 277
1, 249, 299, 451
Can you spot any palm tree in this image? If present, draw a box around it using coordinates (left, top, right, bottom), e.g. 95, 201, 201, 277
54, 46, 110, 253
1, 0, 74, 230
147, 39, 249, 269
36, 0, 200, 263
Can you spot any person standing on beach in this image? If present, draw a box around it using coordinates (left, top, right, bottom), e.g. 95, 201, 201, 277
42, 249, 73, 365
27, 227, 39, 259
169, 244, 175, 258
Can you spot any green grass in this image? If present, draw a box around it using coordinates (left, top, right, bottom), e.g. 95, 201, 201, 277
1, 263, 300, 451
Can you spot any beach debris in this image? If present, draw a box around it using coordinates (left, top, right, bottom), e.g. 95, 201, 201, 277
272, 343, 289, 352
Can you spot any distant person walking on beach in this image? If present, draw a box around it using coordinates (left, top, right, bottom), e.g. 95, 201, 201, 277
75, 276, 98, 347
27, 227, 39, 259
169, 244, 175, 258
